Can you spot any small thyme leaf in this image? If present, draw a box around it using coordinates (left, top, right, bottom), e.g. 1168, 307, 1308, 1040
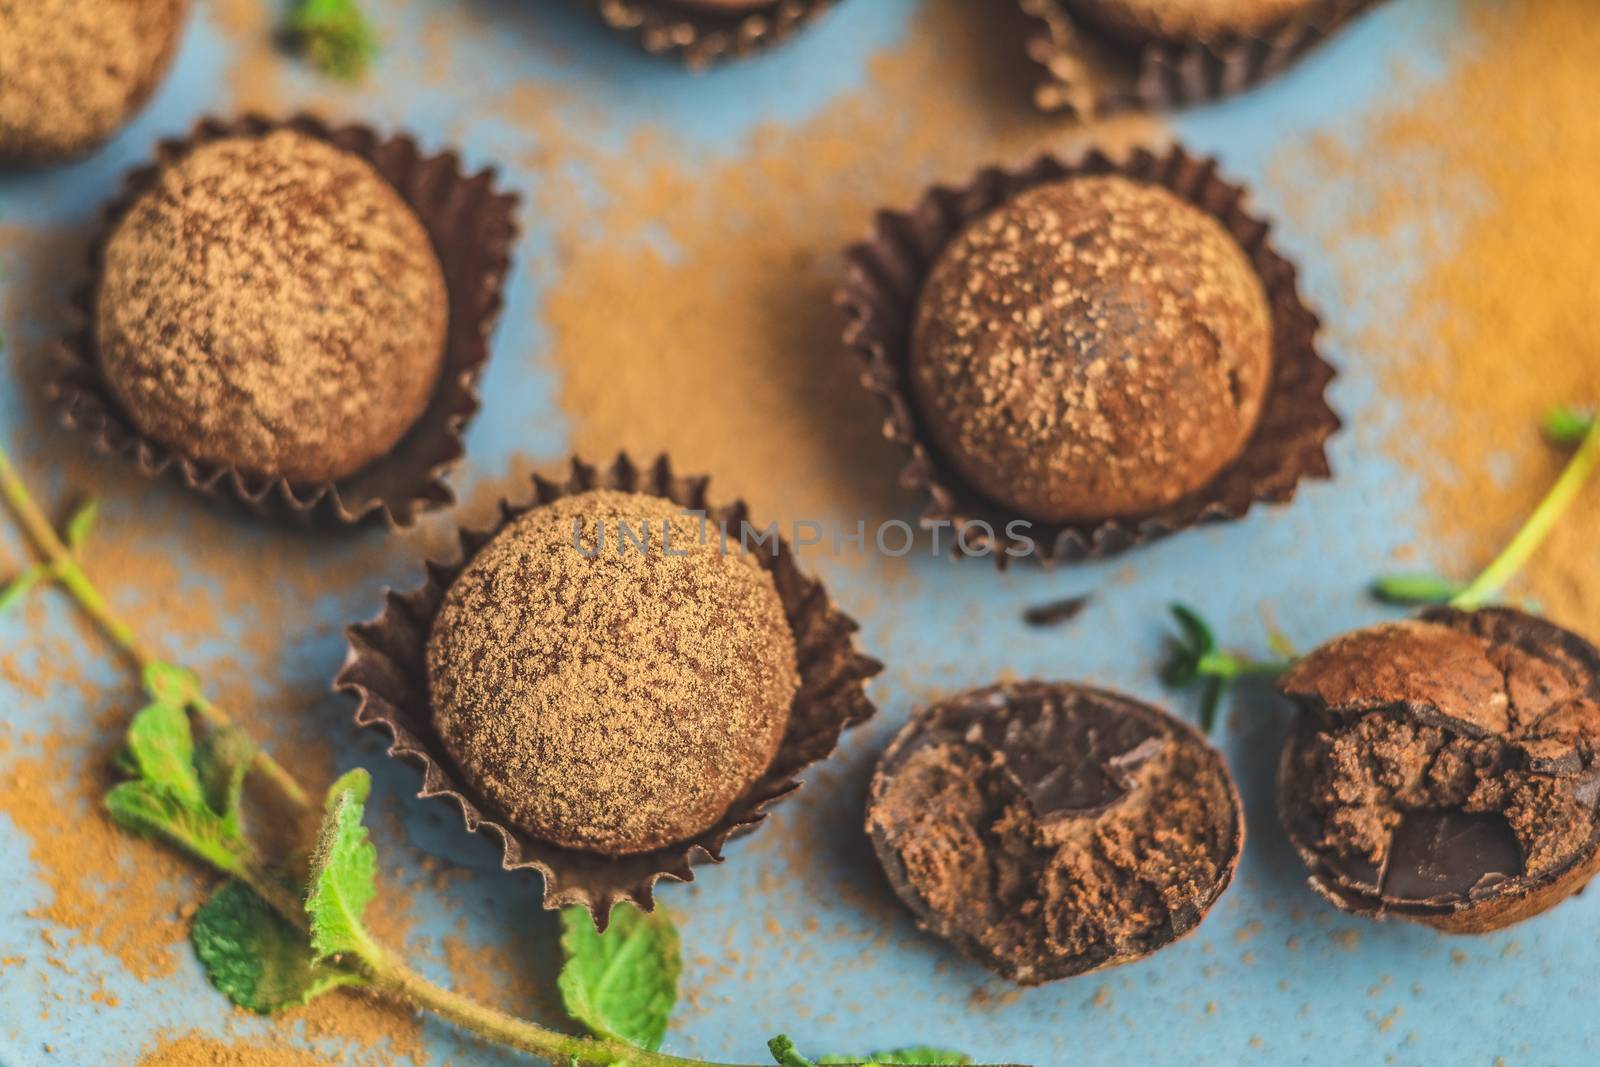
64, 497, 98, 552
1170, 603, 1215, 655
1371, 573, 1468, 607
123, 699, 206, 811
558, 902, 681, 1051
285, 0, 378, 81
1543, 405, 1596, 446
306, 768, 379, 963
0, 563, 47, 614
193, 880, 364, 1014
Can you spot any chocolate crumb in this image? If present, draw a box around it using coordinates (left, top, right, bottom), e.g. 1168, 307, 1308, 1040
868, 681, 1243, 984
1022, 594, 1093, 627
1279, 607, 1600, 932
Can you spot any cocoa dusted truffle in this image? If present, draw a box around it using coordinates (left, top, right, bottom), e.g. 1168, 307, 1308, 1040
867, 681, 1243, 984
672, 0, 775, 9
909, 174, 1273, 525
94, 129, 449, 485
1067, 0, 1321, 44
0, 0, 190, 166
1279, 607, 1600, 933
426, 489, 801, 857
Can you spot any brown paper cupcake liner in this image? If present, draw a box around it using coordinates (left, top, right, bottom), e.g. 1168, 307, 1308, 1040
1019, 0, 1387, 117
335, 453, 883, 927
51, 113, 520, 529
837, 143, 1339, 564
590, 0, 838, 70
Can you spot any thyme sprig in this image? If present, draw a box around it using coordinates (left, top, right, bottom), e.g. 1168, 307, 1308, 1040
1372, 406, 1600, 610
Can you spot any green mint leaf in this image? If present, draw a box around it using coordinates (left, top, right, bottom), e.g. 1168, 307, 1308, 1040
306, 768, 378, 963
1544, 405, 1596, 446
64, 498, 99, 552
193, 880, 364, 1014
286, 0, 378, 81
123, 699, 206, 810
1371, 573, 1467, 607
819, 1050, 972, 1065
770, 1036, 816, 1067
105, 781, 247, 873
195, 725, 256, 832
558, 902, 681, 1051
0, 563, 47, 614
1170, 603, 1216, 655
143, 661, 201, 708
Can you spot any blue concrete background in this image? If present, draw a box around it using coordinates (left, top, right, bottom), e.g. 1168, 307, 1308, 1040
3, 1, 1594, 1065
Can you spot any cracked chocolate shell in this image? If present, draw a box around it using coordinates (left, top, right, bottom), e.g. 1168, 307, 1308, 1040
867, 681, 1244, 984
1279, 607, 1600, 933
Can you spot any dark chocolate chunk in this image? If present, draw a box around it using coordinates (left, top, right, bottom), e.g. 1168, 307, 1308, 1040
867, 681, 1243, 985
1279, 607, 1600, 933
1380, 811, 1522, 906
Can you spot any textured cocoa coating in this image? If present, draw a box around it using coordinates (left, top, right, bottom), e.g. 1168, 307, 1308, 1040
867, 682, 1242, 984
909, 175, 1273, 525
0, 0, 189, 165
95, 130, 448, 485
427, 489, 800, 857
1279, 608, 1600, 933
1067, 0, 1320, 44
672, 0, 775, 10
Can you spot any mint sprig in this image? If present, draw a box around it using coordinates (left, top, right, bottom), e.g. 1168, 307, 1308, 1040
0, 441, 1009, 1066
285, 0, 377, 81
193, 880, 365, 1014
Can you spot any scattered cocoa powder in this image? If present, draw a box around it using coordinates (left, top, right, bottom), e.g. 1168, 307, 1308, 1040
534, 0, 1160, 534
1272, 0, 1600, 638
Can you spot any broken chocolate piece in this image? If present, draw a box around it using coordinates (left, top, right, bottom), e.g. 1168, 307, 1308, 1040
867, 681, 1243, 984
1279, 607, 1600, 933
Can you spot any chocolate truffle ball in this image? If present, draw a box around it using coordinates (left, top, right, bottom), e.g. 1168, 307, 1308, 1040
1067, 0, 1319, 44
426, 489, 800, 856
672, 0, 776, 11
0, 0, 190, 166
95, 130, 448, 484
868, 682, 1243, 984
1279, 607, 1600, 933
909, 175, 1273, 525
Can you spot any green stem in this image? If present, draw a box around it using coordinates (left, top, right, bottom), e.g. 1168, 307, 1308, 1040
0, 443, 310, 810
1452, 418, 1600, 611
361, 948, 760, 1067
1196, 652, 1296, 680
